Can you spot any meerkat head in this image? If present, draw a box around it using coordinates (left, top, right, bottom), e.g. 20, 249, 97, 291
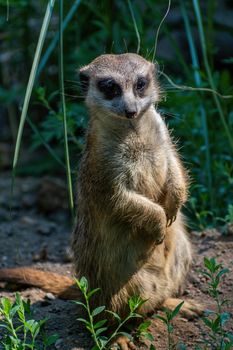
79, 53, 159, 120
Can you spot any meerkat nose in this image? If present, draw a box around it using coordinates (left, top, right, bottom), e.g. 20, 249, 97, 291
125, 109, 137, 119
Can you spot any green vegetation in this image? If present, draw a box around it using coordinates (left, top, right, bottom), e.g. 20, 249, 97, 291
74, 276, 151, 350
75, 257, 232, 349
0, 292, 58, 350
0, 1, 232, 228
0, 258, 232, 349
153, 301, 184, 350
199, 257, 233, 349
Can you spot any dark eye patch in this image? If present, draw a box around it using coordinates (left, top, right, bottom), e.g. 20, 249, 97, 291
97, 78, 122, 100
135, 76, 149, 95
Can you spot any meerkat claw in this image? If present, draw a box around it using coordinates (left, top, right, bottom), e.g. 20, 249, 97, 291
166, 215, 177, 227
172, 215, 177, 223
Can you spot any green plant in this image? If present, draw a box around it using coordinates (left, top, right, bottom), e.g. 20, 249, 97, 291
74, 276, 154, 350
0, 292, 58, 350
199, 258, 233, 349
153, 301, 184, 350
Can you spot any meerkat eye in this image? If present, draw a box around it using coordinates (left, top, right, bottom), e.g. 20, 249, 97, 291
97, 78, 122, 100
135, 77, 149, 94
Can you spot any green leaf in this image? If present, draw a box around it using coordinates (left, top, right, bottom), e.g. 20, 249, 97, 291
212, 316, 221, 332
79, 277, 88, 293
98, 336, 109, 348
91, 345, 100, 350
45, 333, 59, 346
95, 327, 108, 336
216, 268, 230, 279
87, 288, 100, 299
130, 312, 143, 319
92, 306, 105, 317
143, 332, 154, 342
170, 301, 184, 319
200, 271, 211, 278
1, 298, 12, 316
77, 318, 91, 327
23, 299, 31, 314
73, 301, 87, 310
137, 320, 151, 332
93, 319, 107, 329
128, 296, 146, 312
106, 310, 121, 323
202, 317, 212, 328
153, 314, 168, 324
150, 345, 156, 350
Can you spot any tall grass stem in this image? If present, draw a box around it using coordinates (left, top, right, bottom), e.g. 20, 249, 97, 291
152, 0, 171, 62
6, 0, 9, 21
38, 0, 81, 77
180, 0, 213, 209
11, 0, 55, 196
127, 0, 141, 54
59, 0, 74, 217
192, 0, 233, 152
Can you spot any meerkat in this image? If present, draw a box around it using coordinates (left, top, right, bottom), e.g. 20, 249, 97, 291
72, 53, 198, 314
0, 53, 202, 349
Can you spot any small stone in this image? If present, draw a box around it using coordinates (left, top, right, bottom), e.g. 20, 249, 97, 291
20, 216, 36, 225
45, 293, 56, 300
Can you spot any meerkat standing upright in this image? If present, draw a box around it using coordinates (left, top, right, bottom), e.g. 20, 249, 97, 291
0, 53, 202, 350
72, 53, 202, 341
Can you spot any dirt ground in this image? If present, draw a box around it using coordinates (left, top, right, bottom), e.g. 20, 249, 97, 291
0, 174, 232, 349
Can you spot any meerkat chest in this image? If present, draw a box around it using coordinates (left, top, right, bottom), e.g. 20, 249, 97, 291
114, 142, 168, 200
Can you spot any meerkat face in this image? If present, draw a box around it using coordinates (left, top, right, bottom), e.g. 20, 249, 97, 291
79, 53, 159, 120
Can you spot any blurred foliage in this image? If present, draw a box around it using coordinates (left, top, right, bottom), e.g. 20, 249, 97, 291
0, 0, 232, 229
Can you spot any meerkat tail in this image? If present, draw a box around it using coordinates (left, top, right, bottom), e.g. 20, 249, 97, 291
0, 268, 80, 299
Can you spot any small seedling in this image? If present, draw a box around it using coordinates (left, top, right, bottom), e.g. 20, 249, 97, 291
74, 277, 152, 350
199, 257, 233, 349
0, 292, 59, 350
153, 301, 184, 350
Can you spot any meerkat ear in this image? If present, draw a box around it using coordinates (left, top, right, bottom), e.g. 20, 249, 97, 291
79, 66, 90, 96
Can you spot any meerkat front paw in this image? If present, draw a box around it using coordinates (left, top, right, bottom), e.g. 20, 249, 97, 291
146, 209, 166, 244
164, 195, 180, 227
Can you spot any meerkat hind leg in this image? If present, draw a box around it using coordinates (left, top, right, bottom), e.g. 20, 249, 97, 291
162, 298, 205, 319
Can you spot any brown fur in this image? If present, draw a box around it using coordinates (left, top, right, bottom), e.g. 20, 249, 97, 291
0, 54, 201, 329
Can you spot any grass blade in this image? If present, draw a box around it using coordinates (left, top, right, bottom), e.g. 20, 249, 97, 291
180, 0, 213, 209
192, 0, 233, 152
38, 0, 82, 77
152, 0, 171, 62
59, 0, 74, 217
127, 0, 141, 54
12, 0, 56, 173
